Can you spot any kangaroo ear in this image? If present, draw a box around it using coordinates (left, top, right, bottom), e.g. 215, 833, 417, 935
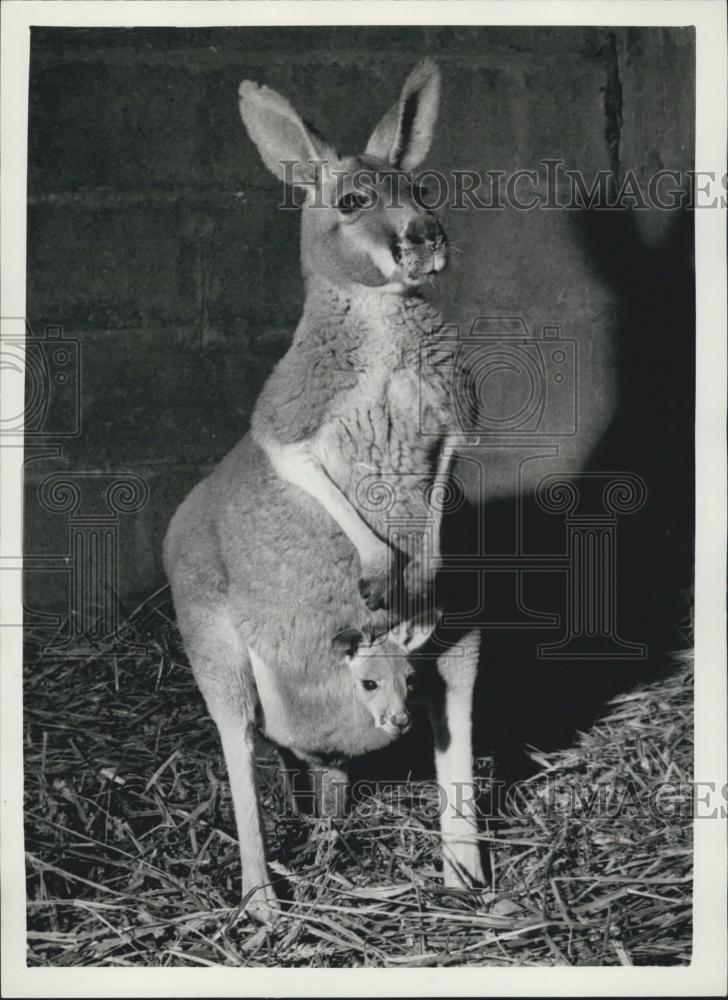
365, 58, 441, 170
331, 628, 365, 664
238, 80, 336, 187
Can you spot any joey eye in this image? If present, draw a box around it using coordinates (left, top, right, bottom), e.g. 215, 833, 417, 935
406, 675, 416, 690
361, 679, 378, 692
337, 191, 367, 215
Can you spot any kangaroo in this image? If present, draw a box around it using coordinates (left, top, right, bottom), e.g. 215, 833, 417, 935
164, 59, 484, 923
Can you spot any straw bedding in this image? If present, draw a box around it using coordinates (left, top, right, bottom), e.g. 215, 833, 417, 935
24, 592, 693, 967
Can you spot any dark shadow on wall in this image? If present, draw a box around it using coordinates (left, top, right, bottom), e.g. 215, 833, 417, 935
354, 207, 695, 785
478, 208, 694, 779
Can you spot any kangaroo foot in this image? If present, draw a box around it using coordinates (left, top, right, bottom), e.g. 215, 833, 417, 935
358, 547, 400, 611
243, 881, 280, 927
442, 842, 486, 890
358, 573, 394, 611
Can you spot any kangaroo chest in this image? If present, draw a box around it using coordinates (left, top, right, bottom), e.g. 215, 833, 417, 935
248, 293, 458, 573
317, 317, 454, 480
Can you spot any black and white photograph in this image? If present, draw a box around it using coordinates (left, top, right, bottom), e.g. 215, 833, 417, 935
1, 0, 725, 994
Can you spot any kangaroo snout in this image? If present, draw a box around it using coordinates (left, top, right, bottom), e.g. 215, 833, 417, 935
404, 217, 440, 246
394, 216, 448, 279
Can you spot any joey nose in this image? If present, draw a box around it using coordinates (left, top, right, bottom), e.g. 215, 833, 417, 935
391, 712, 410, 730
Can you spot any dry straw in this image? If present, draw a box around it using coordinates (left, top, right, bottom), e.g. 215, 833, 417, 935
24, 591, 693, 967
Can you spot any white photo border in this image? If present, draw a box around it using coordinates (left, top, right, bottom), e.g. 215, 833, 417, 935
1, 1, 725, 996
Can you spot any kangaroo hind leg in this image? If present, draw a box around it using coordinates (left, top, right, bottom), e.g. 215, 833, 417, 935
181, 607, 278, 924
429, 628, 485, 889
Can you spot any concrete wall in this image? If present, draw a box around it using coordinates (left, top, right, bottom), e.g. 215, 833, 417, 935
23, 26, 694, 620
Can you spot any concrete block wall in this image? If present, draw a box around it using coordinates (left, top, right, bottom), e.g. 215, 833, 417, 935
23, 25, 694, 617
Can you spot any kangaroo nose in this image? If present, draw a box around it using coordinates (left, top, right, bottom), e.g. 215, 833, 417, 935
404, 218, 438, 246
391, 712, 410, 729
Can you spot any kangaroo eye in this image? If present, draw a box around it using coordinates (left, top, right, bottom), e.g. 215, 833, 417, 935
406, 675, 416, 690
411, 181, 433, 209
361, 679, 378, 692
337, 191, 367, 215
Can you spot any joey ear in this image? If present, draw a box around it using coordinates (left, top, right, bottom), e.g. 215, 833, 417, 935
390, 614, 437, 653
331, 628, 365, 664
238, 80, 336, 187
365, 58, 441, 170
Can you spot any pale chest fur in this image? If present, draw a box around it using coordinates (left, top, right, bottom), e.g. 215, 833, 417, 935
250, 287, 458, 567
313, 302, 455, 501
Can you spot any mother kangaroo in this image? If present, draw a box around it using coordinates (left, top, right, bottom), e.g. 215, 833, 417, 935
164, 59, 484, 922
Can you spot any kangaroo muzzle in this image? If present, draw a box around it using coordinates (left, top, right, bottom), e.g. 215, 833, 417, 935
392, 217, 448, 280
379, 709, 411, 735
